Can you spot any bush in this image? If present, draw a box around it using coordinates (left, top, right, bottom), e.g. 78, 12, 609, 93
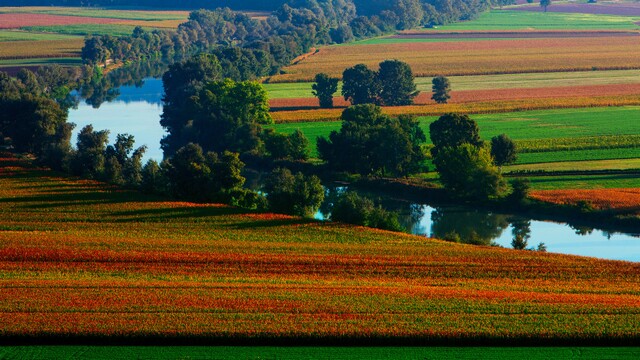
331, 191, 405, 232
264, 168, 324, 217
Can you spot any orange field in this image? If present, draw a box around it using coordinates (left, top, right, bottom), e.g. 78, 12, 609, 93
271, 94, 640, 123
269, 83, 640, 109
531, 189, 640, 214
0, 38, 84, 60
1, 155, 640, 341
270, 37, 640, 82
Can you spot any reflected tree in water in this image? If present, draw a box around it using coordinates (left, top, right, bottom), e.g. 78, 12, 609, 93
430, 208, 509, 245
510, 217, 531, 250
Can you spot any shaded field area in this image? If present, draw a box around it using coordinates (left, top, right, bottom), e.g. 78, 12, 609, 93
1, 346, 640, 359
1, 155, 639, 343
272, 36, 640, 82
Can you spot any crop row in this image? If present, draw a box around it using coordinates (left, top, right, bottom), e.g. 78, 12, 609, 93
271, 95, 640, 123
0, 39, 84, 60
531, 188, 640, 213
1, 155, 639, 339
0, 13, 121, 29
271, 37, 640, 82
516, 135, 640, 153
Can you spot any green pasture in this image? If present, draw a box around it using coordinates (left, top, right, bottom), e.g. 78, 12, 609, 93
525, 173, 640, 190
272, 106, 640, 158
516, 148, 640, 165
509, 158, 640, 172
0, 30, 82, 41
0, 7, 188, 21
264, 70, 640, 98
21, 24, 154, 37
432, 9, 640, 30
1, 346, 639, 359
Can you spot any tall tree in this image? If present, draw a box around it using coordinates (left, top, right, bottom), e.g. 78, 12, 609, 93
429, 113, 483, 157
490, 134, 517, 169
377, 59, 418, 106
540, 0, 551, 12
312, 73, 339, 108
341, 64, 380, 105
431, 75, 451, 104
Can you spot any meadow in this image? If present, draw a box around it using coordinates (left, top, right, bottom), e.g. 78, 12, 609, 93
425, 9, 640, 31
1, 155, 639, 342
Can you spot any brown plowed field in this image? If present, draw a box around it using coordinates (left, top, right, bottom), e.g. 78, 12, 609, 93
273, 37, 640, 82
0, 13, 121, 29
269, 83, 640, 109
531, 189, 640, 214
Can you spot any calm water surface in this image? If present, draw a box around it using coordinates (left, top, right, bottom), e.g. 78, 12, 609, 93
68, 77, 640, 262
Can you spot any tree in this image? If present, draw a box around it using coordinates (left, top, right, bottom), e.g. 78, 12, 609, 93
162, 78, 272, 157
431, 75, 451, 104
377, 59, 418, 106
312, 73, 339, 108
331, 191, 404, 232
490, 134, 517, 168
263, 168, 324, 217
70, 125, 110, 179
511, 218, 531, 250
318, 104, 426, 176
508, 178, 531, 204
540, 0, 551, 12
432, 143, 506, 200
429, 113, 483, 157
341, 64, 380, 105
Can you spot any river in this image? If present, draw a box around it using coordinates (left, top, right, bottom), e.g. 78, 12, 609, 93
67, 76, 640, 262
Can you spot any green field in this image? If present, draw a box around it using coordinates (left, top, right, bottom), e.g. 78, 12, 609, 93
525, 173, 640, 190
0, 30, 81, 41
21, 24, 156, 37
0, 7, 188, 21
2, 346, 640, 359
0, 57, 83, 67
272, 106, 640, 158
515, 148, 640, 165
432, 9, 640, 30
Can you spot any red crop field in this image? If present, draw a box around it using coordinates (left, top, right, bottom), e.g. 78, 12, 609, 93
1, 154, 640, 342
271, 94, 640, 123
270, 36, 640, 82
531, 188, 640, 214
269, 83, 640, 110
0, 13, 121, 28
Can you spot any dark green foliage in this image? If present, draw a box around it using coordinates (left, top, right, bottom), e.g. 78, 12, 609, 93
163, 143, 248, 203
318, 104, 426, 176
429, 113, 483, 157
162, 78, 272, 157
70, 125, 110, 179
140, 159, 165, 194
491, 134, 517, 168
342, 64, 381, 105
377, 59, 418, 106
264, 129, 310, 161
312, 73, 339, 108
211, 47, 272, 81
264, 168, 324, 217
432, 143, 506, 200
431, 75, 451, 104
540, 0, 551, 12
331, 191, 404, 232
509, 178, 531, 204
511, 218, 531, 250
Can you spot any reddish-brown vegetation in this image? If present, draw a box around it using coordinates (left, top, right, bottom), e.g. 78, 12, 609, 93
0, 13, 121, 28
1, 155, 639, 340
269, 83, 640, 110
0, 39, 84, 60
531, 189, 640, 214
